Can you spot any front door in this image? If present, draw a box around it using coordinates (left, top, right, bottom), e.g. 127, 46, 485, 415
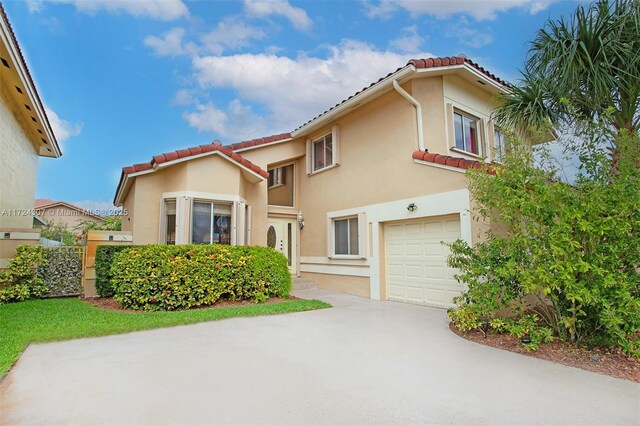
266, 218, 297, 274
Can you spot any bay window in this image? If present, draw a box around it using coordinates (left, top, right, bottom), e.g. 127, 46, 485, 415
191, 201, 232, 244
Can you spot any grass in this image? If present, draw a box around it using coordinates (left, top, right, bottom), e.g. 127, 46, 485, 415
0, 297, 331, 379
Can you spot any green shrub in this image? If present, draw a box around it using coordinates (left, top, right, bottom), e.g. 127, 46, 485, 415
448, 134, 640, 358
0, 245, 48, 303
95, 245, 135, 297
111, 245, 291, 311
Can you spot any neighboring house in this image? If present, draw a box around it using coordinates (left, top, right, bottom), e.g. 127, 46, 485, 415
34, 199, 104, 230
0, 4, 60, 267
114, 55, 541, 307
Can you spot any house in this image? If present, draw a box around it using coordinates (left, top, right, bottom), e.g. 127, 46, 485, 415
114, 55, 529, 307
0, 4, 60, 267
34, 199, 104, 230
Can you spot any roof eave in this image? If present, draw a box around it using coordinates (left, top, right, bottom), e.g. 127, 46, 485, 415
0, 5, 61, 158
291, 65, 415, 138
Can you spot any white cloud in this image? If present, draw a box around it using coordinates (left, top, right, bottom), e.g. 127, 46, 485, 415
200, 18, 266, 55
27, 0, 189, 21
45, 106, 82, 143
448, 18, 494, 48
363, 0, 557, 21
183, 100, 269, 140
390, 25, 424, 52
144, 27, 196, 57
244, 0, 312, 30
186, 40, 432, 139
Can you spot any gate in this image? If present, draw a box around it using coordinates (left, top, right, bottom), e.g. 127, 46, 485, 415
40, 246, 85, 298
83, 230, 133, 297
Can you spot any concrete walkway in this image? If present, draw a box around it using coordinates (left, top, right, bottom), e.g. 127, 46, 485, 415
1, 289, 638, 425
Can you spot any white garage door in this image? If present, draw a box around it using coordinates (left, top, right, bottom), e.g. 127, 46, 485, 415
385, 216, 463, 308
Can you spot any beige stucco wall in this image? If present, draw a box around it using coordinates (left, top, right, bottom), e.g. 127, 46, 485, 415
0, 81, 39, 229
123, 154, 253, 245
296, 83, 471, 258
39, 205, 103, 230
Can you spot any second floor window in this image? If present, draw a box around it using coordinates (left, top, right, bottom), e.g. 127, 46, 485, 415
313, 133, 333, 171
454, 110, 481, 155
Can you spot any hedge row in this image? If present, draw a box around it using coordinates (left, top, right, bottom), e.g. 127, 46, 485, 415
110, 245, 291, 311
95, 245, 134, 297
40, 247, 83, 298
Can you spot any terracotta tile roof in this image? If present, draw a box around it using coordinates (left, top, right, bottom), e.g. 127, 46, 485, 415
34, 198, 56, 208
412, 150, 496, 175
121, 140, 269, 179
408, 55, 511, 88
225, 133, 291, 151
294, 54, 508, 133
0, 4, 60, 155
34, 199, 105, 219
294, 66, 408, 132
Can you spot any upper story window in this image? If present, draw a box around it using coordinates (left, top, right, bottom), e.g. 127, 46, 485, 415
313, 133, 333, 171
268, 167, 284, 188
493, 128, 506, 162
268, 164, 294, 207
191, 201, 231, 244
453, 110, 481, 155
306, 126, 340, 175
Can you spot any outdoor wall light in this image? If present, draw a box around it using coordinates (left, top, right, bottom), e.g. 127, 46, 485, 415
297, 211, 305, 229
407, 203, 417, 212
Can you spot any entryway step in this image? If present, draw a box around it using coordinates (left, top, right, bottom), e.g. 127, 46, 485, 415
292, 276, 316, 290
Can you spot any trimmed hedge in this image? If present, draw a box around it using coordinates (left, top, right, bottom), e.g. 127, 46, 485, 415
95, 245, 135, 297
111, 245, 291, 311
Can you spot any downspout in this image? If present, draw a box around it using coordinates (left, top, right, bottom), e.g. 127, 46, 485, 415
392, 80, 425, 152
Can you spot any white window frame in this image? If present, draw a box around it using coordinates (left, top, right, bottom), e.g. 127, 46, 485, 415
306, 125, 340, 175
493, 126, 507, 163
267, 162, 296, 208
190, 199, 234, 245
268, 167, 284, 189
446, 103, 487, 159
327, 212, 367, 259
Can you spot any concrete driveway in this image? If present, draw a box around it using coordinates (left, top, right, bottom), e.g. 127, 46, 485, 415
1, 289, 638, 425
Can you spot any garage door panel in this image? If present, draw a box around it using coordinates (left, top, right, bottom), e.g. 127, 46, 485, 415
425, 266, 444, 279
405, 265, 422, 278
388, 264, 404, 277
387, 243, 404, 256
385, 216, 463, 308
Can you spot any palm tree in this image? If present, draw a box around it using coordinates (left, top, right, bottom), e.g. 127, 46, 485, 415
494, 0, 640, 145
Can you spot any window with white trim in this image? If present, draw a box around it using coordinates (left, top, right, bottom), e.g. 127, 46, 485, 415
164, 200, 176, 245
191, 201, 232, 244
334, 216, 359, 256
493, 128, 507, 162
267, 164, 294, 207
453, 110, 482, 155
313, 133, 333, 171
307, 126, 340, 174
268, 167, 284, 188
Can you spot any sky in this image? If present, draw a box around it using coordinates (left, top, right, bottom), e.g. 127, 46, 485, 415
3, 0, 581, 212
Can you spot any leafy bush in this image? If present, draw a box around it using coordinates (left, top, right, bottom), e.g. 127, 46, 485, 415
448, 134, 640, 357
39, 247, 83, 298
0, 245, 48, 303
111, 245, 291, 311
95, 245, 134, 297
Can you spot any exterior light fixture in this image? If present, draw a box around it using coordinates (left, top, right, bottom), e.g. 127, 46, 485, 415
297, 211, 304, 229
407, 203, 417, 212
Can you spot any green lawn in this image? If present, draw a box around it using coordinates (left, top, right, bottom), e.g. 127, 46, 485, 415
0, 297, 331, 378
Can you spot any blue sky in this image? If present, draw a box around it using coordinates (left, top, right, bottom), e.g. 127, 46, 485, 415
4, 0, 580, 211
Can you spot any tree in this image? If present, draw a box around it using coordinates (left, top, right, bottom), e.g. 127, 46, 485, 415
494, 0, 640, 149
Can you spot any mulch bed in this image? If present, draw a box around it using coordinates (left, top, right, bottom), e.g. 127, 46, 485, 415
450, 322, 640, 383
84, 296, 299, 313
